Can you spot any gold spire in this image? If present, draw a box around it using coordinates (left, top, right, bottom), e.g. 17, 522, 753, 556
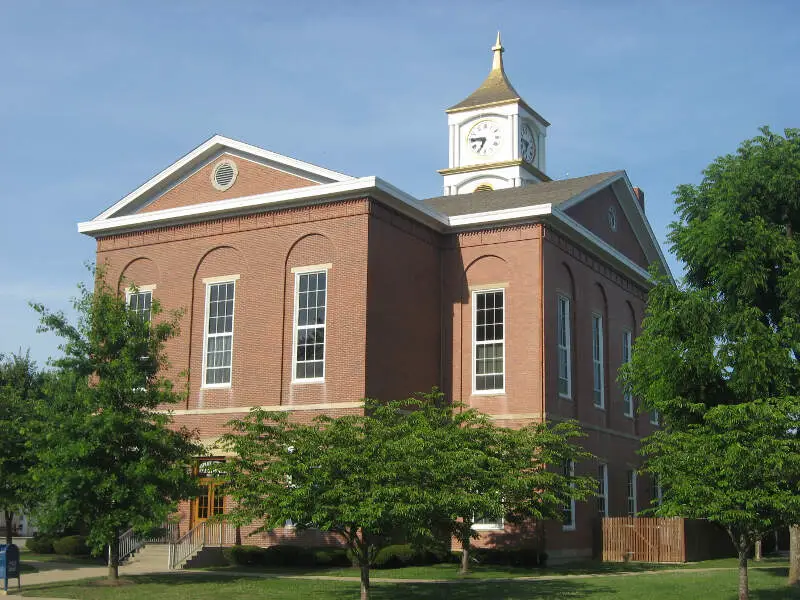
491, 31, 504, 71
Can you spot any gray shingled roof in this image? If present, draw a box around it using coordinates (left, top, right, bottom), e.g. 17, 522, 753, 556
422, 171, 623, 217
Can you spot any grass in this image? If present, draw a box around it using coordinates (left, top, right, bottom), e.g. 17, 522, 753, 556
200, 556, 789, 580
19, 560, 800, 599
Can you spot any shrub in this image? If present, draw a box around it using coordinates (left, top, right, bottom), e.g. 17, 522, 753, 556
372, 544, 449, 569
26, 533, 56, 554
373, 544, 416, 568
223, 544, 350, 568
223, 545, 268, 566
312, 547, 350, 567
52, 535, 90, 556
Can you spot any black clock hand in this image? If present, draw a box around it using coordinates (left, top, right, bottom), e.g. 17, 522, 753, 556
470, 136, 487, 151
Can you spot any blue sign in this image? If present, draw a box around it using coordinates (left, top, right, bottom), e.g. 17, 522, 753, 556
0, 544, 20, 592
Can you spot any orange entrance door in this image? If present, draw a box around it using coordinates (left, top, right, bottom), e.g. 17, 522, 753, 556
192, 480, 224, 526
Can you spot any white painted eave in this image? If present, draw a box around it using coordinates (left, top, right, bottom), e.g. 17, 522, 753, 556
79, 176, 448, 236
80, 173, 662, 286
95, 134, 355, 221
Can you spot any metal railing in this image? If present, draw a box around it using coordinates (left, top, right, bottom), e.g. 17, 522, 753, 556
167, 521, 235, 569
117, 528, 145, 564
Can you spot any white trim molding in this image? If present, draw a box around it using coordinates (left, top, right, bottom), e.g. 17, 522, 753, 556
202, 274, 240, 285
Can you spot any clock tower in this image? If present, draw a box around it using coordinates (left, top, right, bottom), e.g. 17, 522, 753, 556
440, 33, 550, 196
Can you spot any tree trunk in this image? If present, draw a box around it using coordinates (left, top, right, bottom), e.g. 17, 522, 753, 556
789, 525, 800, 585
359, 562, 370, 600
107, 532, 120, 581
754, 539, 762, 561
460, 534, 471, 574
738, 547, 749, 600
3, 511, 12, 545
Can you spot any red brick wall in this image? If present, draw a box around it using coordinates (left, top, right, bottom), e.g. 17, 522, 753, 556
364, 203, 442, 401
542, 225, 652, 559
441, 224, 545, 422
139, 152, 318, 214
564, 187, 649, 269
98, 199, 371, 423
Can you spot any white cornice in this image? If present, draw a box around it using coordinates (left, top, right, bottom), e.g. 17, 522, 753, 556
549, 209, 653, 284
95, 135, 354, 221
79, 176, 449, 236
448, 203, 552, 227
80, 167, 666, 286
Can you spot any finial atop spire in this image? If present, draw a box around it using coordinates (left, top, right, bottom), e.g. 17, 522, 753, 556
491, 31, 504, 71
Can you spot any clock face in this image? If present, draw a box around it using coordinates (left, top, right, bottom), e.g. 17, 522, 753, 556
468, 120, 503, 157
520, 123, 536, 163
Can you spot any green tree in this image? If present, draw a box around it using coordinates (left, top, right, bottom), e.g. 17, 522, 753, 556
32, 273, 202, 580
222, 392, 591, 599
0, 351, 42, 545
423, 401, 594, 573
622, 128, 800, 600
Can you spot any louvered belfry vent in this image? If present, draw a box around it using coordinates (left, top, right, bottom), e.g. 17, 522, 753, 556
211, 160, 238, 191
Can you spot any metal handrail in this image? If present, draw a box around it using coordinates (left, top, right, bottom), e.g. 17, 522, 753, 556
117, 528, 145, 563
167, 521, 235, 569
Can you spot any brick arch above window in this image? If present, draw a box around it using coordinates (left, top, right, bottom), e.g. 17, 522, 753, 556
117, 256, 160, 294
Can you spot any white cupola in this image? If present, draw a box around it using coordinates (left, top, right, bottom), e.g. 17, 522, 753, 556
439, 33, 550, 196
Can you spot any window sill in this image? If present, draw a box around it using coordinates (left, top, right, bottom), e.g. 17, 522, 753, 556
623, 413, 634, 419
558, 393, 572, 401
472, 390, 506, 396
202, 383, 232, 390
472, 524, 504, 531
562, 525, 576, 532
292, 378, 325, 385
594, 404, 606, 411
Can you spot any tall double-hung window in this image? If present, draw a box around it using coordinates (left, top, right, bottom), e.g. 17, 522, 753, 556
592, 314, 604, 408
126, 286, 153, 323
597, 463, 609, 517
626, 470, 638, 517
622, 330, 633, 417
473, 289, 505, 393
293, 269, 327, 381
562, 459, 576, 531
203, 280, 236, 386
557, 295, 572, 398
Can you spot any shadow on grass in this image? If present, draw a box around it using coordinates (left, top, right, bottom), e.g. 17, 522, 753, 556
27, 573, 610, 600
333, 580, 611, 599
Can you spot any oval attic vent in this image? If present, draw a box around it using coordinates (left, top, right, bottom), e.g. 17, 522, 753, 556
211, 160, 238, 191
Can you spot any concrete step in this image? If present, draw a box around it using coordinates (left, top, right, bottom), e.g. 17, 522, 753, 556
124, 543, 170, 570
182, 546, 228, 569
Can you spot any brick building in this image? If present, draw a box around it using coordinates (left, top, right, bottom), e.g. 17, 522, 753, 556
78, 35, 670, 560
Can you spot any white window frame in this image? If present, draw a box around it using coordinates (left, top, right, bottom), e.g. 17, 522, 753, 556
650, 409, 660, 426
562, 460, 576, 531
557, 295, 572, 399
626, 470, 638, 517
651, 474, 663, 508
597, 463, 609, 518
125, 284, 155, 322
592, 313, 605, 409
201, 276, 238, 389
472, 514, 505, 531
291, 265, 329, 384
472, 288, 506, 395
622, 330, 634, 417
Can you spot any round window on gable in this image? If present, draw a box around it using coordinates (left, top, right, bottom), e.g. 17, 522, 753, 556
608, 206, 618, 232
211, 159, 238, 191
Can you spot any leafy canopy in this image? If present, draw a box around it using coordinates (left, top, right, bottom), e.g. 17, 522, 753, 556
222, 390, 592, 587
31, 271, 202, 562
622, 128, 800, 562
0, 352, 43, 532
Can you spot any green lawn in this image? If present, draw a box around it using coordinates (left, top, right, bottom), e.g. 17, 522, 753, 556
20, 563, 800, 600
200, 556, 787, 580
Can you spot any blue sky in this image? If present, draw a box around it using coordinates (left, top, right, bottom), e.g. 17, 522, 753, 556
1, 1, 797, 367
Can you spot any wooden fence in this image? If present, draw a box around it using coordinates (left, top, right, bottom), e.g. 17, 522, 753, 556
602, 517, 685, 563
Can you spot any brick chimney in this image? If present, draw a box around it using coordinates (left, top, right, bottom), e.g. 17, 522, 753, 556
633, 187, 645, 211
